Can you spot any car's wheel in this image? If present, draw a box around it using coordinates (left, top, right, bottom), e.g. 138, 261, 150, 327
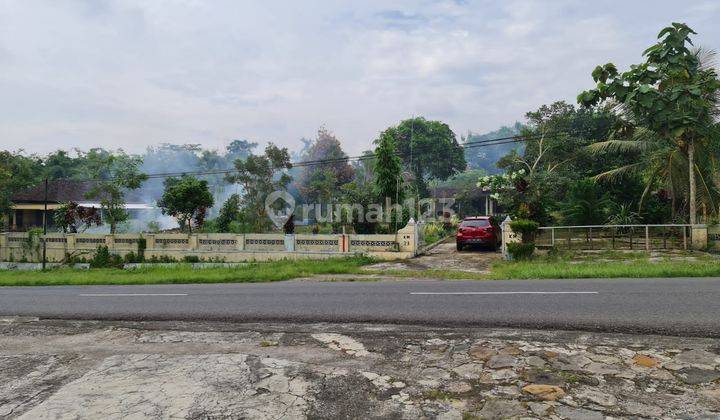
490, 241, 499, 252
456, 242, 463, 252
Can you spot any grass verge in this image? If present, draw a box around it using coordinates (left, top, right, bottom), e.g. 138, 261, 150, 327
0, 257, 373, 286
487, 259, 720, 279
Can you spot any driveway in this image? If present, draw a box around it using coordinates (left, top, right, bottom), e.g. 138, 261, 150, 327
367, 238, 501, 273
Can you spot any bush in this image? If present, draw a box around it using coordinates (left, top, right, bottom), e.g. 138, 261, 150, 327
422, 222, 447, 245
183, 255, 201, 263
123, 251, 144, 264
507, 242, 535, 260
90, 246, 122, 268
509, 219, 539, 242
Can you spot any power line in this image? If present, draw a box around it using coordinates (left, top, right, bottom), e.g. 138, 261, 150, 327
292, 127, 592, 168
55, 127, 595, 182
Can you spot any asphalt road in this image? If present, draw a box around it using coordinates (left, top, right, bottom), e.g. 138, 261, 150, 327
2, 277, 720, 337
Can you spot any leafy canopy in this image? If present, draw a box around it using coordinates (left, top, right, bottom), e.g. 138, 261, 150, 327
378, 117, 466, 196
373, 130, 403, 203
296, 127, 354, 203
579, 23, 719, 139
226, 144, 293, 231
84, 150, 147, 233
158, 175, 214, 233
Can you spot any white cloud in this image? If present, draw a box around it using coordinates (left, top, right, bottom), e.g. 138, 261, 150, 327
0, 0, 718, 156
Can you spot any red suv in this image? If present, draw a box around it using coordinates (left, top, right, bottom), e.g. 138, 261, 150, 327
456, 216, 501, 251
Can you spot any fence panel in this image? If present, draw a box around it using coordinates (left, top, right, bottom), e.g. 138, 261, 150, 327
537, 225, 695, 251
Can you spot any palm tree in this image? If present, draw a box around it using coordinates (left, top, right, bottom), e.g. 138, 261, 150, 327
584, 44, 720, 224
589, 122, 720, 222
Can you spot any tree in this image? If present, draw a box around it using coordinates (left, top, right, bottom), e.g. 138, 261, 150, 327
215, 193, 242, 232
296, 127, 354, 203
337, 181, 379, 234
579, 23, 720, 224
373, 131, 403, 203
42, 150, 84, 180
53, 201, 102, 233
225, 139, 258, 162
157, 175, 214, 233
226, 144, 293, 231
481, 101, 619, 223
352, 150, 377, 185
561, 180, 612, 226
84, 150, 147, 233
0, 151, 43, 226
378, 117, 466, 196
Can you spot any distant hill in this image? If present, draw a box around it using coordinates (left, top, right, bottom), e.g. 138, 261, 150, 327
463, 123, 524, 174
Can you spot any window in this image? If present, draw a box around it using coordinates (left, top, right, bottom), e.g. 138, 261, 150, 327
460, 219, 490, 228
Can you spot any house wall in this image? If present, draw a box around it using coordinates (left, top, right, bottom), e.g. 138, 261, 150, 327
7, 208, 56, 231
0, 222, 419, 264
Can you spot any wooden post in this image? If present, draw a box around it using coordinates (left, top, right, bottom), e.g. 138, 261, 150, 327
629, 229, 633, 250
611, 228, 615, 249
645, 225, 650, 252
683, 226, 688, 250
551, 228, 555, 247
588, 227, 593, 250
567, 229, 571, 250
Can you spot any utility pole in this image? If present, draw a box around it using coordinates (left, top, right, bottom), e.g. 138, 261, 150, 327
42, 178, 48, 270
395, 176, 399, 233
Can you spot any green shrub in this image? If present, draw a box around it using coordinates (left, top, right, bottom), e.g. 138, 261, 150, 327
90, 246, 122, 268
507, 242, 535, 260
509, 219, 539, 242
422, 222, 446, 245
183, 255, 201, 263
375, 224, 390, 234
123, 251, 144, 264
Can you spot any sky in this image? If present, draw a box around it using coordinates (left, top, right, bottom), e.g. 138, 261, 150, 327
1, 0, 719, 156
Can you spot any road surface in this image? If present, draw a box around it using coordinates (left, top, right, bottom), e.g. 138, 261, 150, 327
2, 277, 720, 336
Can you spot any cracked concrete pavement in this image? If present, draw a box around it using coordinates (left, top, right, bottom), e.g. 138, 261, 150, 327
1, 318, 720, 419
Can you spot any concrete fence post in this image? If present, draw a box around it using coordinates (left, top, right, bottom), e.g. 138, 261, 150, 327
236, 234, 245, 251
189, 234, 198, 250
145, 234, 156, 250
284, 234, 295, 252
0, 233, 6, 261
66, 234, 76, 256
691, 225, 708, 249
397, 218, 417, 254
500, 216, 519, 260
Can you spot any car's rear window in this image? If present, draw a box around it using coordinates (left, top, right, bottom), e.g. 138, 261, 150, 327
460, 219, 490, 227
